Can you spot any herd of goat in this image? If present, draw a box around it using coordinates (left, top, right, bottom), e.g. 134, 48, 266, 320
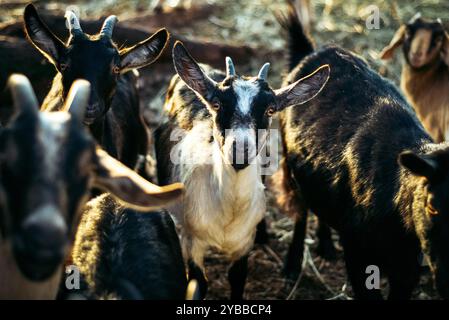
0, 1, 448, 300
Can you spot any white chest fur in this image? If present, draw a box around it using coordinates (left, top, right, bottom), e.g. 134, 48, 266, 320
170, 123, 266, 265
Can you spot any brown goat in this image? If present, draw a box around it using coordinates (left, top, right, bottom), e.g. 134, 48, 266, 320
380, 13, 449, 142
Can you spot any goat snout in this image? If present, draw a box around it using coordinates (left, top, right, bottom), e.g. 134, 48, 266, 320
13, 206, 67, 281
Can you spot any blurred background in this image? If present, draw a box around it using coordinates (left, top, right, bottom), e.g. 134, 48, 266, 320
0, 0, 447, 299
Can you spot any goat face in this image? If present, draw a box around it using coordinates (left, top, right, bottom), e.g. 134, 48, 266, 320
399, 148, 449, 299
381, 13, 449, 69
1, 75, 183, 282
172, 41, 330, 171
23, 4, 168, 125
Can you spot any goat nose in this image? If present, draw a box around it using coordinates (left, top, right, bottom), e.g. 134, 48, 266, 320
22, 205, 67, 249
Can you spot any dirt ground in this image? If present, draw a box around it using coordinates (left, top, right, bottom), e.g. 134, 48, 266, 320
2, 0, 448, 300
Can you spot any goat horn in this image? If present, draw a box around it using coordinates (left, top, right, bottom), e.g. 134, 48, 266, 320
258, 63, 270, 80
65, 10, 83, 36
409, 12, 422, 23
225, 57, 236, 77
7, 74, 39, 115
65, 79, 91, 124
100, 15, 118, 38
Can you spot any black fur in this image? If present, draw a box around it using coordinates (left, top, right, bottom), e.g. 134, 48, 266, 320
23, 4, 168, 170
276, 0, 315, 72
71, 194, 187, 300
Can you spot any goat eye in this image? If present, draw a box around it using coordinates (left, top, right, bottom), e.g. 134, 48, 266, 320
266, 107, 275, 117
113, 66, 121, 74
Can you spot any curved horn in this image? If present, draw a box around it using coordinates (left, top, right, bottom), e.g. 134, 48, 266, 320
7, 74, 39, 115
100, 15, 118, 38
64, 79, 90, 123
258, 62, 270, 80
225, 56, 235, 77
65, 10, 83, 36
409, 12, 422, 24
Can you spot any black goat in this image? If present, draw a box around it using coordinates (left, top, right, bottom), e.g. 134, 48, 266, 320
275, 5, 449, 300
380, 13, 449, 143
23, 4, 169, 170
155, 41, 329, 299
0, 75, 183, 299
70, 194, 188, 300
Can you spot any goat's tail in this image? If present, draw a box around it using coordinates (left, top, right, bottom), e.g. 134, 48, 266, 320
185, 279, 201, 300
275, 0, 315, 72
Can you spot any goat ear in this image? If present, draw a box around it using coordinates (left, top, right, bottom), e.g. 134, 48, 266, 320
23, 4, 65, 67
380, 25, 406, 60
274, 64, 329, 111
93, 149, 184, 210
172, 41, 217, 99
441, 32, 449, 67
119, 29, 169, 74
398, 151, 438, 180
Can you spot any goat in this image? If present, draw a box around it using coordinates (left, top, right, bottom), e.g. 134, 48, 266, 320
0, 74, 183, 299
380, 13, 449, 143
275, 6, 449, 299
69, 194, 188, 300
275, 1, 337, 266
23, 4, 169, 170
154, 41, 329, 299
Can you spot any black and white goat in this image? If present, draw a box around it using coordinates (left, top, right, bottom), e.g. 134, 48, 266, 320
155, 41, 329, 299
0, 74, 183, 299
70, 194, 189, 300
23, 4, 169, 170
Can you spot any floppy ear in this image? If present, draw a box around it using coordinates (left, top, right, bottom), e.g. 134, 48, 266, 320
93, 149, 184, 210
172, 41, 217, 99
398, 151, 438, 180
274, 64, 330, 111
380, 25, 406, 60
23, 4, 65, 67
120, 28, 169, 74
441, 32, 449, 67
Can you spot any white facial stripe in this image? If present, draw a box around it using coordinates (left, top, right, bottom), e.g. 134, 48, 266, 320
38, 112, 71, 178
233, 79, 260, 115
